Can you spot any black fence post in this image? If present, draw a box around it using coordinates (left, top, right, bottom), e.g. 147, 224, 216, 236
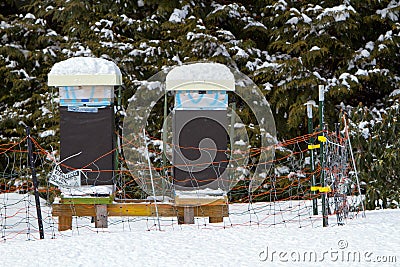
26, 126, 45, 239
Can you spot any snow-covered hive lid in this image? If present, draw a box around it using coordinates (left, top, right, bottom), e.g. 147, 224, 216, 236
166, 62, 235, 91
48, 57, 122, 86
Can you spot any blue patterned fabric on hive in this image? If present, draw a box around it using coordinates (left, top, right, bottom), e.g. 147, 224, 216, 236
59, 86, 114, 107
174, 90, 227, 110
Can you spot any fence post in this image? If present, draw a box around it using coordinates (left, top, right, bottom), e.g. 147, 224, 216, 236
162, 90, 168, 201
306, 101, 318, 215
25, 125, 45, 239
319, 85, 328, 227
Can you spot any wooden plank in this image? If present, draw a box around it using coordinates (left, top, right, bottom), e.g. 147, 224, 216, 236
209, 217, 223, 223
174, 196, 227, 207
58, 216, 72, 231
52, 204, 96, 216
108, 203, 153, 216
52, 203, 229, 218
108, 203, 185, 217
192, 205, 229, 218
95, 205, 108, 228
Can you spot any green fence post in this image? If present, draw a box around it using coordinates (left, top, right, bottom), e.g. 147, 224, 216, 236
319, 85, 328, 227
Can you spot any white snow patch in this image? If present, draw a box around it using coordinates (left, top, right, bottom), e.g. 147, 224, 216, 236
234, 47, 249, 58
355, 69, 368, 76
175, 188, 225, 198
263, 82, 273, 91
302, 13, 312, 23
361, 128, 370, 139
360, 49, 370, 58
268, 0, 288, 12
378, 30, 393, 42
39, 130, 55, 138
275, 165, 290, 175
234, 123, 245, 129
313, 71, 324, 81
390, 89, 400, 97
339, 72, 358, 87
212, 45, 230, 57
244, 21, 268, 31
258, 61, 280, 70
46, 29, 58, 36
217, 30, 235, 40
358, 121, 370, 139
210, 3, 246, 19
0, 21, 12, 29
235, 166, 249, 179
365, 41, 374, 51
24, 13, 36, 20
140, 81, 162, 91
6, 60, 17, 68
61, 185, 114, 197
137, 0, 144, 7
150, 139, 164, 150
41, 106, 51, 116
286, 17, 299, 25
306, 5, 323, 13
13, 98, 30, 108
376, 2, 400, 21
166, 63, 234, 85
49, 57, 121, 76
234, 140, 246, 146
317, 5, 356, 22
169, 5, 189, 23
171, 55, 182, 64
378, 44, 387, 51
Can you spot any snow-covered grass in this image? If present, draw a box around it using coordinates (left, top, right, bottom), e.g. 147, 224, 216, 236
1, 193, 399, 266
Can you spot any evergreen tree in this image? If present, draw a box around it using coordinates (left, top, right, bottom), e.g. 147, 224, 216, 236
0, 0, 399, 207
348, 96, 400, 209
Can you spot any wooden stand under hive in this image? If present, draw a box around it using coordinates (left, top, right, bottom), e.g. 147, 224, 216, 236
52, 196, 229, 231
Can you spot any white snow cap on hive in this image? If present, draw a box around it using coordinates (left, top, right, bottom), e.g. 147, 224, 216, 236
166, 62, 235, 91
48, 57, 122, 86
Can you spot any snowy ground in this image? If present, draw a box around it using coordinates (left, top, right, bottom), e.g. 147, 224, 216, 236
1, 193, 399, 267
